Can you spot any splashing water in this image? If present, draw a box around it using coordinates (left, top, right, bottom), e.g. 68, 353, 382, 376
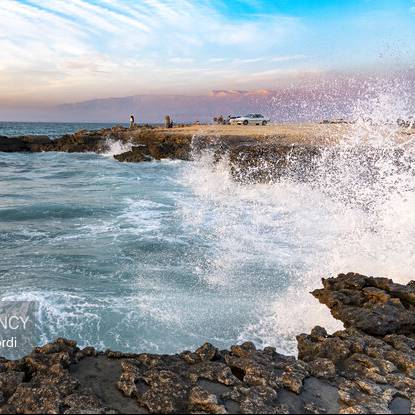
102, 138, 134, 157
0, 84, 414, 357
178, 84, 415, 354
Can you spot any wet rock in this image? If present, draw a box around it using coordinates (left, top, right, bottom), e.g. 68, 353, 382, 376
227, 144, 321, 183
0, 135, 51, 152
1, 273, 415, 413
0, 126, 194, 163
63, 391, 107, 414
307, 358, 337, 379
79, 347, 98, 358
189, 361, 240, 386
188, 386, 227, 414
114, 146, 152, 162
45, 130, 111, 153
230, 342, 257, 358
8, 385, 62, 414
281, 360, 308, 394
147, 139, 190, 161
0, 372, 25, 400
195, 343, 219, 362
312, 272, 415, 336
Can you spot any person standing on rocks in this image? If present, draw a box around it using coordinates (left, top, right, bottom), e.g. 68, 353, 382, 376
164, 115, 173, 128
130, 114, 135, 128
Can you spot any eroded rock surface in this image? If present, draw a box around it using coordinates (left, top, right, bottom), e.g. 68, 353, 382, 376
0, 126, 192, 162
0, 135, 52, 152
312, 272, 415, 336
0, 273, 413, 414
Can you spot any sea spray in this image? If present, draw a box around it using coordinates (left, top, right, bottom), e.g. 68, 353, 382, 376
179, 83, 415, 354
102, 138, 134, 157
0, 90, 414, 356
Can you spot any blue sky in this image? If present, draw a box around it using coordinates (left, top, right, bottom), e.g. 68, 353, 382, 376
1, 0, 414, 105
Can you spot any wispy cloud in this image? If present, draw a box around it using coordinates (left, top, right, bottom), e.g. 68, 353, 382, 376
271, 55, 307, 63
0, 0, 302, 103
2, 0, 413, 105
250, 68, 321, 79
233, 58, 264, 64
169, 57, 194, 64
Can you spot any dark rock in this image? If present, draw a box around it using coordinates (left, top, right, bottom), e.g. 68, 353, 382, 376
312, 272, 415, 336
1, 273, 415, 413
0, 135, 52, 152
307, 358, 336, 379
114, 146, 152, 162
188, 386, 227, 414
147, 139, 191, 161
0, 372, 25, 399
8, 385, 62, 414
227, 144, 321, 183
0, 126, 193, 164
195, 343, 219, 362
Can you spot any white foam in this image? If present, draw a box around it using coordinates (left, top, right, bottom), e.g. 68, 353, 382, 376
102, 139, 134, 157
177, 82, 415, 354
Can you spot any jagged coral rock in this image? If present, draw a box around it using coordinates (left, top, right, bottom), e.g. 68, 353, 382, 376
312, 272, 415, 336
0, 273, 414, 414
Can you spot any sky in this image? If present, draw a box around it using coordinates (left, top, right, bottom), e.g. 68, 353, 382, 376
1, 0, 415, 106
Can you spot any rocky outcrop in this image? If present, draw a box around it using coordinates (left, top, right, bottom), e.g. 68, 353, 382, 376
227, 144, 322, 183
41, 130, 113, 153
298, 272, 415, 414
312, 273, 415, 336
0, 135, 51, 152
114, 146, 152, 162
0, 272, 414, 414
114, 136, 192, 162
0, 129, 118, 154
0, 126, 193, 162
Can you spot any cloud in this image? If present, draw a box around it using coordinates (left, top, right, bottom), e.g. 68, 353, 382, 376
0, 0, 302, 103
209, 58, 228, 63
271, 55, 307, 63
233, 58, 264, 64
249, 68, 322, 86
169, 57, 194, 64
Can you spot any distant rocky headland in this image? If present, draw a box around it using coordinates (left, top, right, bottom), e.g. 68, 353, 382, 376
0, 273, 414, 414
1, 124, 413, 186
0, 125, 193, 161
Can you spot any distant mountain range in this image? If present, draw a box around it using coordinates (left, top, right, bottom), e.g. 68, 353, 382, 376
0, 88, 348, 123
52, 86, 356, 123
2, 70, 413, 123
54, 89, 289, 124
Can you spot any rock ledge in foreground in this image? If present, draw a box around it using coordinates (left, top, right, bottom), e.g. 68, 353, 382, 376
0, 272, 414, 414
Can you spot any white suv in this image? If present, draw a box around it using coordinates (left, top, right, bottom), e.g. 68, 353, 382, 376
230, 114, 270, 126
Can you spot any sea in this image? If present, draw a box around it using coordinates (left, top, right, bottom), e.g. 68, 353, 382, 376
0, 94, 414, 357
0, 121, 129, 138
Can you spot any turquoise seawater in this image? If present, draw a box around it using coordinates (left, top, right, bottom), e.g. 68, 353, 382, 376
0, 121, 129, 138
0, 122, 414, 356
0, 150, 303, 354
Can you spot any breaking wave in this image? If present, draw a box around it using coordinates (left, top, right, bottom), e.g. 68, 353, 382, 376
0, 82, 414, 356
178, 83, 415, 354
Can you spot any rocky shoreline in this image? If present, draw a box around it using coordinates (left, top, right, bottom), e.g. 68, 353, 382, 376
0, 126, 193, 161
1, 125, 413, 185
0, 126, 329, 183
0, 124, 324, 162
0, 273, 414, 414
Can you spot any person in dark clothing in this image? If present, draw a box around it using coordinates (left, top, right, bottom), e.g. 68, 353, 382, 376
130, 114, 135, 128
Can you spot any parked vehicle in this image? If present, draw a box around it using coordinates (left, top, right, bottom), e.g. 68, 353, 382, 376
229, 114, 270, 125
226, 115, 240, 124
